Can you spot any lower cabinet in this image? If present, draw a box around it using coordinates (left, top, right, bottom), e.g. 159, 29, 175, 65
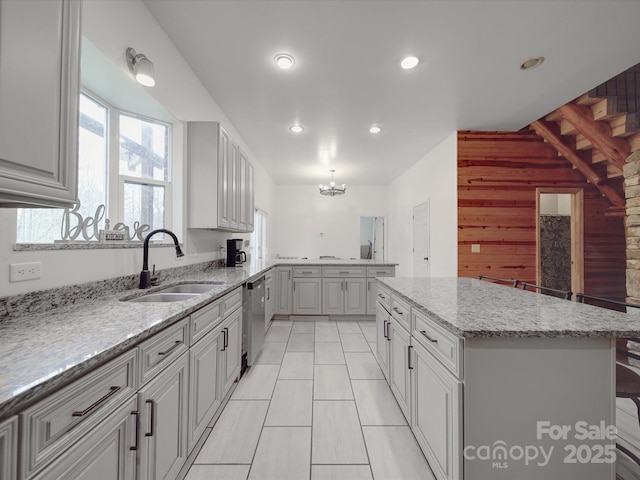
274, 267, 292, 315
221, 306, 242, 395
138, 352, 189, 480
293, 278, 322, 315
0, 417, 17, 480
188, 324, 223, 451
389, 317, 411, 421
322, 278, 367, 315
33, 396, 137, 480
366, 279, 378, 315
411, 339, 462, 480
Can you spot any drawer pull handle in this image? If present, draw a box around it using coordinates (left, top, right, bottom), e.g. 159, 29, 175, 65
130, 410, 140, 451
72, 386, 121, 417
158, 340, 182, 357
407, 345, 414, 370
302, 271, 313, 274
378, 294, 386, 299
392, 307, 404, 315
339, 271, 349, 274
221, 328, 228, 351
420, 330, 438, 343
383, 320, 388, 339
224, 327, 229, 348
145, 400, 155, 437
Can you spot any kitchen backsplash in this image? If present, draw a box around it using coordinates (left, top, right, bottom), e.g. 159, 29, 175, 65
0, 259, 224, 322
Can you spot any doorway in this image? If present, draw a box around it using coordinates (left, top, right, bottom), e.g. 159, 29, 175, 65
536, 188, 584, 297
359, 216, 385, 260
413, 201, 430, 277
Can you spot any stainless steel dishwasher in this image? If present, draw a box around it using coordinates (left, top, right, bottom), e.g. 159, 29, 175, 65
241, 276, 265, 376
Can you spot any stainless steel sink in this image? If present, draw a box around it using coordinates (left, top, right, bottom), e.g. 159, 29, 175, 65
126, 292, 201, 303
156, 283, 221, 294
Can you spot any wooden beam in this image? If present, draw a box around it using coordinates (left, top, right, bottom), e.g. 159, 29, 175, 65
530, 120, 625, 207
557, 103, 630, 170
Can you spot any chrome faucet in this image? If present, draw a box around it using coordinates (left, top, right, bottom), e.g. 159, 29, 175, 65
140, 229, 184, 289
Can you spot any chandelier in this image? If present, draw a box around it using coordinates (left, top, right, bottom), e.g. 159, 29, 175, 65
319, 170, 346, 196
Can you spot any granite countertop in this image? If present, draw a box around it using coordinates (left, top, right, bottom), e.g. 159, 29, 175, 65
380, 277, 640, 339
0, 259, 397, 420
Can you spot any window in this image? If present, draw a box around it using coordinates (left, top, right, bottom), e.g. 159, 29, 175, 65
16, 92, 172, 244
251, 209, 268, 262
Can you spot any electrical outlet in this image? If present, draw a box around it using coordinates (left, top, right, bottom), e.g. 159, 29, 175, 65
10, 262, 42, 282
471, 244, 481, 253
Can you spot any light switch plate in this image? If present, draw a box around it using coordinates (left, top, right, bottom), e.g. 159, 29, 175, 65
471, 244, 481, 253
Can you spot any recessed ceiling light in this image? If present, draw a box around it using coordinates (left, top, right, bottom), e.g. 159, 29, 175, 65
400, 56, 419, 69
290, 125, 304, 134
369, 126, 381, 134
520, 56, 544, 70
274, 53, 295, 70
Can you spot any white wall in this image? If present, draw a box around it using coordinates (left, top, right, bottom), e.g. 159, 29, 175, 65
0, 0, 275, 296
273, 186, 388, 260
387, 132, 458, 277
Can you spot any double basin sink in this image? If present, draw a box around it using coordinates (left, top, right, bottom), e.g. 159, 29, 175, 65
124, 283, 223, 303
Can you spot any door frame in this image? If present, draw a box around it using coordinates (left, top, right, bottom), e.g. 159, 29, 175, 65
535, 188, 584, 297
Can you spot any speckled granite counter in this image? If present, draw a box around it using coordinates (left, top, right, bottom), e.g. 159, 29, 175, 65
0, 259, 396, 420
379, 277, 640, 338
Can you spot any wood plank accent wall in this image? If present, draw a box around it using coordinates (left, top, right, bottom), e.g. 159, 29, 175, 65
458, 131, 626, 300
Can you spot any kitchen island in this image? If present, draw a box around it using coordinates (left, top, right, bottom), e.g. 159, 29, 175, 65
376, 277, 638, 480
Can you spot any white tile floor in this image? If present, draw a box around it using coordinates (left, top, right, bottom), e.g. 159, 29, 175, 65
185, 319, 435, 480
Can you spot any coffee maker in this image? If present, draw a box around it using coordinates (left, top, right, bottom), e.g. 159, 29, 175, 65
226, 239, 247, 267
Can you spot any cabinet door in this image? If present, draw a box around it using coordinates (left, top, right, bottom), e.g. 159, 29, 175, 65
238, 150, 247, 231
217, 127, 230, 228
389, 319, 411, 421
322, 278, 344, 315
275, 267, 292, 315
366, 279, 378, 315
0, 0, 80, 208
188, 325, 223, 451
246, 161, 255, 232
228, 142, 239, 230
411, 340, 462, 480
0, 417, 17, 480
221, 307, 242, 396
33, 397, 137, 480
344, 278, 367, 315
375, 302, 390, 382
293, 278, 322, 315
139, 353, 189, 480
265, 278, 274, 329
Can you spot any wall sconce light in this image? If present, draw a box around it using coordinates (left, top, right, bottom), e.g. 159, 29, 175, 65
126, 47, 155, 87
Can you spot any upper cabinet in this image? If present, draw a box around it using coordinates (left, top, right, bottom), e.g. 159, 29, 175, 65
0, 0, 81, 208
187, 121, 254, 232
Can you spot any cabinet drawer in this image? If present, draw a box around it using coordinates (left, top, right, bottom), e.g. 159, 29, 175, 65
412, 309, 463, 378
322, 266, 366, 277
221, 288, 242, 317
292, 266, 321, 277
390, 293, 411, 332
376, 283, 391, 309
20, 348, 138, 479
367, 266, 395, 277
190, 299, 222, 346
139, 318, 189, 385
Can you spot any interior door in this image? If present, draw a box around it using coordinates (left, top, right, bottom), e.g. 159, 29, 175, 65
413, 202, 430, 277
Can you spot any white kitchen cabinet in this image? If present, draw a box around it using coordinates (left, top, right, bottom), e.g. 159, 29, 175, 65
322, 277, 366, 315
366, 278, 378, 315
293, 278, 323, 315
138, 352, 189, 480
275, 267, 292, 315
187, 122, 254, 232
32, 397, 137, 480
0, 417, 17, 480
220, 305, 242, 396
389, 317, 411, 421
0, 0, 81, 208
411, 338, 462, 480
246, 161, 254, 232
265, 271, 275, 329
375, 302, 391, 382
188, 322, 223, 451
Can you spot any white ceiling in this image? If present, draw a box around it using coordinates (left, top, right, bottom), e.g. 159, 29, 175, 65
144, 0, 640, 186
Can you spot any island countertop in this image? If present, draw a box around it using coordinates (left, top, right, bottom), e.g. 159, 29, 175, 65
379, 277, 640, 338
